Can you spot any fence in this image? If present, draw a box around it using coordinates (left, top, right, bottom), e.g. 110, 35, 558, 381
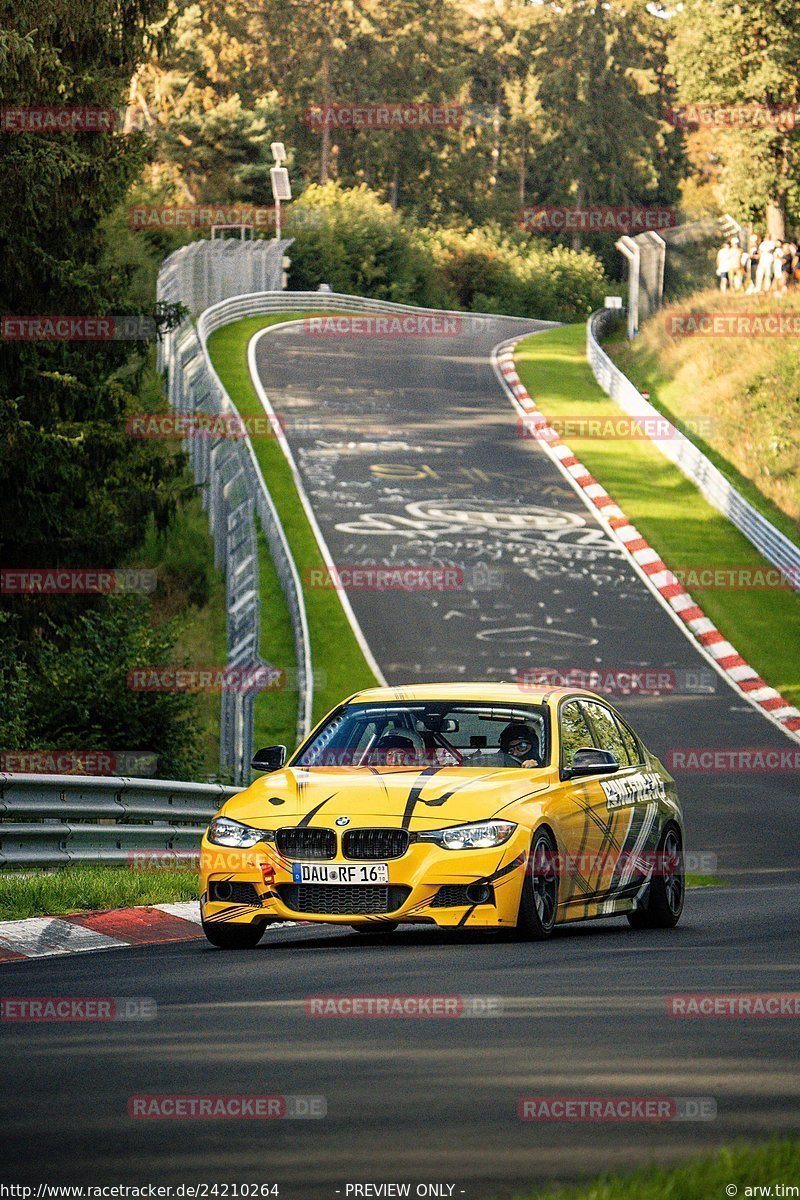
158, 240, 314, 785
0, 773, 239, 867
587, 308, 800, 588
158, 237, 291, 318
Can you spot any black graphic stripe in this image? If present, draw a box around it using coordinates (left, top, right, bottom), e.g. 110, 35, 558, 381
203, 905, 253, 924
400, 765, 449, 829
480, 852, 527, 886
298, 794, 337, 827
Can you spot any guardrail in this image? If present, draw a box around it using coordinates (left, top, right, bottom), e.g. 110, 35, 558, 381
587, 308, 800, 588
197, 289, 554, 330
0, 774, 240, 867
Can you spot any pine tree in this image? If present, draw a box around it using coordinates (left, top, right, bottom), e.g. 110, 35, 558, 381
530, 0, 679, 250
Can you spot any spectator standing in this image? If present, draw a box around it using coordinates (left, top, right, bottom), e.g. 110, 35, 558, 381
754, 236, 776, 293
746, 234, 759, 291
789, 244, 800, 289
716, 241, 731, 291
728, 237, 745, 290
773, 243, 786, 295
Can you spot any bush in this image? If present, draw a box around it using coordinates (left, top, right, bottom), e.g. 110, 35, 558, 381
0, 599, 201, 780
418, 224, 609, 321
286, 184, 609, 322
286, 183, 436, 302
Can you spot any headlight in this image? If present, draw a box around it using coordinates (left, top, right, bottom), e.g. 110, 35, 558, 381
418, 820, 517, 850
207, 816, 271, 848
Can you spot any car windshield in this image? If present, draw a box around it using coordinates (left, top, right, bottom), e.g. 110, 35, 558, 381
291, 701, 550, 769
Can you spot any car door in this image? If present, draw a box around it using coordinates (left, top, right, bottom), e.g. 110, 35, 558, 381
557, 698, 617, 917
580, 700, 664, 911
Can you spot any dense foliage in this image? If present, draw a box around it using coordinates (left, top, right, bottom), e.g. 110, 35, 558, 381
0, 2, 200, 777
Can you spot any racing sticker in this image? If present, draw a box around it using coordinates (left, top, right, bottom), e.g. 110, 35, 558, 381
601, 771, 666, 810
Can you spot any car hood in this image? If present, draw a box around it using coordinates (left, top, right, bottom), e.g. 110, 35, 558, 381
223, 766, 552, 829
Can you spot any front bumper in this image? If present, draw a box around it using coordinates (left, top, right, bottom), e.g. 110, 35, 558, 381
199, 829, 530, 929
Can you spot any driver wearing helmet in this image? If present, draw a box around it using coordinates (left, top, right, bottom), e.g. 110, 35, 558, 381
476, 721, 541, 768
369, 733, 419, 768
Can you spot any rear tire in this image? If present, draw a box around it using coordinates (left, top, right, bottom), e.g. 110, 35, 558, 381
516, 828, 559, 940
627, 823, 684, 929
202, 920, 265, 949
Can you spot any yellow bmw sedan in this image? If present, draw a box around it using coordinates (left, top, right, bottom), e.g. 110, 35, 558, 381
199, 683, 684, 947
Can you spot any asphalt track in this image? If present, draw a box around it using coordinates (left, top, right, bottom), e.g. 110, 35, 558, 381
2, 314, 798, 1197
1, 886, 799, 1196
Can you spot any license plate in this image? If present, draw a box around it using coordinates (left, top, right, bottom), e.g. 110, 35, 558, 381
291, 862, 389, 885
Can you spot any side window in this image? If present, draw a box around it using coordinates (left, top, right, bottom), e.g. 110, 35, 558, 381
560, 701, 596, 768
613, 714, 643, 765
582, 702, 629, 765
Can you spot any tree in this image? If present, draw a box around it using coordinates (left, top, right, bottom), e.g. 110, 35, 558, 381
0, 0, 185, 582
0, 1, 199, 777
669, 0, 800, 237
528, 0, 682, 250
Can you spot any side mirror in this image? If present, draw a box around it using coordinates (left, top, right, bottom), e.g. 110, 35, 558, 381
250, 745, 287, 772
568, 748, 619, 778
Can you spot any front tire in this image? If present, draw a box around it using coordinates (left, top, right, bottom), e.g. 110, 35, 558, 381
202, 920, 265, 949
517, 828, 559, 940
627, 823, 684, 929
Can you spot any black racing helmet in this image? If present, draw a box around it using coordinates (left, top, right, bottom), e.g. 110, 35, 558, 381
375, 734, 416, 751
499, 721, 540, 762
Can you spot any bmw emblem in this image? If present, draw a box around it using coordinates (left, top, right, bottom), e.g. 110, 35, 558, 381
335, 816, 350, 827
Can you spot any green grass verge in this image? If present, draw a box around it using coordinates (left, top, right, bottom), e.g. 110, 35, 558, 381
604, 320, 800, 547
0, 867, 723, 922
252, 525, 299, 752
507, 1139, 799, 1200
207, 314, 380, 738
0, 866, 198, 921
514, 326, 800, 709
